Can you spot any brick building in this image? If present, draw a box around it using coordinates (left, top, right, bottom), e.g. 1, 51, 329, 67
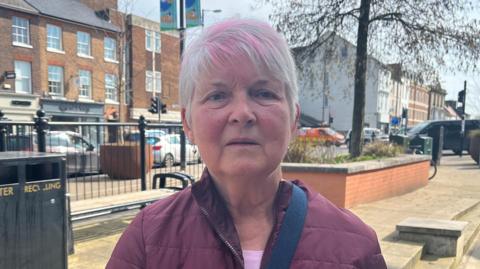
407, 79, 430, 127
0, 0, 181, 124
125, 15, 181, 122
427, 83, 447, 120
0, 0, 120, 127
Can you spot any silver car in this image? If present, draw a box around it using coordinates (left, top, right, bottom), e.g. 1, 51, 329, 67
147, 134, 201, 167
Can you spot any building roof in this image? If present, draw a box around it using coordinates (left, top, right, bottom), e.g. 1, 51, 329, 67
24, 0, 119, 32
299, 113, 323, 127
0, 0, 38, 14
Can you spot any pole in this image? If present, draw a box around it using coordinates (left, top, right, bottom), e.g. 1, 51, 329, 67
179, 0, 185, 56
139, 115, 147, 191
460, 80, 466, 157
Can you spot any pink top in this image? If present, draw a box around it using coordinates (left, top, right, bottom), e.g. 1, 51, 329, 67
242, 250, 263, 269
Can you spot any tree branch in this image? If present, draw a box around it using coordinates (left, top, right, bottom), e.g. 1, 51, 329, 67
369, 12, 402, 23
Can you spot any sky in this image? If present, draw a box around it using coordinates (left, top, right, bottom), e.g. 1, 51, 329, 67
120, 0, 480, 117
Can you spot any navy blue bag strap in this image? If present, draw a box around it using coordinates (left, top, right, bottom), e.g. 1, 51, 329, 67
265, 184, 307, 269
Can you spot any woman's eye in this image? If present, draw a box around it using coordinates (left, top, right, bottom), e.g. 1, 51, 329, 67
253, 89, 277, 99
207, 92, 227, 102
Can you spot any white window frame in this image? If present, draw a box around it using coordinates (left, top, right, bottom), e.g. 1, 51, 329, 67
47, 24, 63, 51
77, 31, 91, 57
104, 37, 117, 62
145, 70, 161, 93
145, 30, 152, 51
14, 61, 32, 94
48, 65, 64, 96
12, 16, 30, 46
145, 30, 160, 53
154, 31, 161, 52
78, 70, 92, 98
105, 74, 118, 102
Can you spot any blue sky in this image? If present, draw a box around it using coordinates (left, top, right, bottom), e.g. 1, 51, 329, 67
121, 0, 480, 117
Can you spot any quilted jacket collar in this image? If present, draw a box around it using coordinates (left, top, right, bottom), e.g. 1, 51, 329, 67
191, 168, 294, 268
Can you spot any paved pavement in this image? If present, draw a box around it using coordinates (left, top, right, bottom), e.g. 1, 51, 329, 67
68, 154, 480, 269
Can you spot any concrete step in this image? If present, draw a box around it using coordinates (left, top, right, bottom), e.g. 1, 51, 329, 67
416, 255, 456, 269
458, 204, 480, 257
429, 198, 480, 221
412, 200, 480, 269
383, 241, 424, 269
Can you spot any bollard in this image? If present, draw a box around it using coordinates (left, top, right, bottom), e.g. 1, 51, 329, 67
0, 110, 8, 152
34, 110, 49, 152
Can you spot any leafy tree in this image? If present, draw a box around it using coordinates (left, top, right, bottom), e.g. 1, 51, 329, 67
258, 0, 480, 157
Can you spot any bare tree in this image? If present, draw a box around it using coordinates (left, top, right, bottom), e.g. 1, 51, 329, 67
258, 0, 480, 157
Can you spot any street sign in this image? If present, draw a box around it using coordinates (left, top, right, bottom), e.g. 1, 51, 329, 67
4, 71, 15, 79
391, 116, 399, 125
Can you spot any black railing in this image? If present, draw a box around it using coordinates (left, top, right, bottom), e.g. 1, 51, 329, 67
0, 110, 205, 201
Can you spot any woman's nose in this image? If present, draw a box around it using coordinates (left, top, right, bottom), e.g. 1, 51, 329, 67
228, 94, 256, 125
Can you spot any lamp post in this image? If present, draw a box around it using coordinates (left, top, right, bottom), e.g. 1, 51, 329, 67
201, 9, 222, 28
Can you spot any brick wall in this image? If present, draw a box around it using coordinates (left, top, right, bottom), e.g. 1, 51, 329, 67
0, 9, 41, 93
283, 160, 430, 208
129, 26, 179, 110
160, 33, 180, 109
38, 17, 119, 102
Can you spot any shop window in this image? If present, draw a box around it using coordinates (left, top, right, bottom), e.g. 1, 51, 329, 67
14, 61, 32, 93
12, 16, 30, 46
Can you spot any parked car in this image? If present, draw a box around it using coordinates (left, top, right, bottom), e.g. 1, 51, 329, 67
146, 134, 201, 167
346, 128, 389, 146
6, 131, 100, 175
407, 119, 480, 154
297, 127, 345, 146
124, 129, 167, 142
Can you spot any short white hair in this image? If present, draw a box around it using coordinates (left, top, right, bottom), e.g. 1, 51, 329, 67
179, 18, 298, 125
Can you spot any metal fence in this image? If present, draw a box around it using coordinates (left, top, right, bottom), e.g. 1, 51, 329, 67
0, 110, 205, 201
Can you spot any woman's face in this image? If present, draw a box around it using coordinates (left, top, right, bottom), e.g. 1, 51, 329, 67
182, 58, 298, 180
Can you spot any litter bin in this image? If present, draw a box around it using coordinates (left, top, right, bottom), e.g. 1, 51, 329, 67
410, 135, 433, 155
0, 152, 67, 269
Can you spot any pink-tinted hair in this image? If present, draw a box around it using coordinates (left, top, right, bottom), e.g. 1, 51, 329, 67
179, 18, 298, 125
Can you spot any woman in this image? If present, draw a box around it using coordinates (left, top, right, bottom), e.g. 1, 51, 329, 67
107, 18, 387, 269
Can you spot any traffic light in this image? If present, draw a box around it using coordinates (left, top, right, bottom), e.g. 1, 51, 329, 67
401, 108, 408, 118
457, 89, 466, 104
148, 97, 159, 114
160, 101, 167, 114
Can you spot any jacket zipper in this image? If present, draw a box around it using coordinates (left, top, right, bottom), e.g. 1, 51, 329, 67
199, 207, 244, 266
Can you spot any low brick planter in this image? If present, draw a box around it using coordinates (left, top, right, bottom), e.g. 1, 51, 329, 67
282, 155, 431, 208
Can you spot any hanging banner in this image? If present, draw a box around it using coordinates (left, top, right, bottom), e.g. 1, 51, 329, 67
160, 0, 177, 30
185, 0, 201, 27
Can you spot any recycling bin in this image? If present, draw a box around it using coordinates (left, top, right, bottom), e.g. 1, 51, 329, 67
0, 152, 67, 269
410, 136, 433, 155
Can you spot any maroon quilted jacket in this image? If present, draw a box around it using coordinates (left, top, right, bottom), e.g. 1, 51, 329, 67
106, 169, 387, 269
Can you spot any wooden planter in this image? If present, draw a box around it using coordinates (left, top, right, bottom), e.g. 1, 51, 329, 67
100, 144, 153, 179
469, 135, 480, 164
282, 155, 431, 208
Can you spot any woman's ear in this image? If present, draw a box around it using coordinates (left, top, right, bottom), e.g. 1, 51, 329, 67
181, 108, 195, 144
